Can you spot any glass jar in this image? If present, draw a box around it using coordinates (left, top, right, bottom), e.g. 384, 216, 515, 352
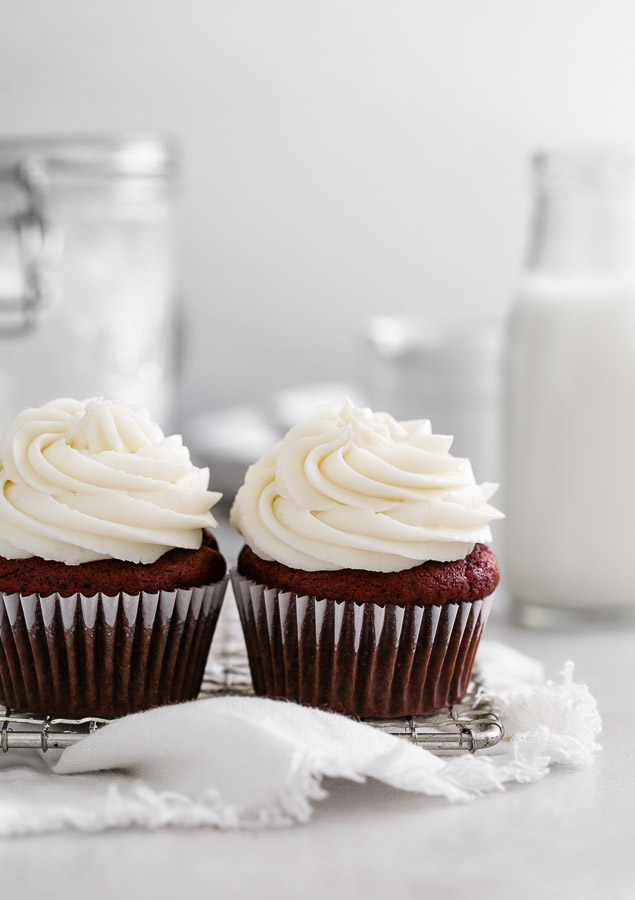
0, 134, 179, 428
506, 151, 635, 626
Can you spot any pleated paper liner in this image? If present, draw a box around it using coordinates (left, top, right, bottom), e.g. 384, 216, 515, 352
231, 569, 494, 718
0, 576, 228, 719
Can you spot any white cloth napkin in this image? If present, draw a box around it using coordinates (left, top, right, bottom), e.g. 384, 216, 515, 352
0, 641, 601, 836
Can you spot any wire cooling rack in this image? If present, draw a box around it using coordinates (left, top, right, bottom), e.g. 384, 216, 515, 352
0, 605, 504, 755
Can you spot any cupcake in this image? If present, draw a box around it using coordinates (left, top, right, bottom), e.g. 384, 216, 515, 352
230, 401, 502, 718
0, 397, 227, 718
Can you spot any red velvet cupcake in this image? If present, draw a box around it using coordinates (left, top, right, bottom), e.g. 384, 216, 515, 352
0, 398, 227, 718
230, 401, 502, 718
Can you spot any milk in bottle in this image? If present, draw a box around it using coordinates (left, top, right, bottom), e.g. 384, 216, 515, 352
506, 153, 635, 624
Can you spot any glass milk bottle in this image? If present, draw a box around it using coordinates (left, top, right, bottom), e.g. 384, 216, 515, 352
506, 151, 635, 626
0, 135, 179, 429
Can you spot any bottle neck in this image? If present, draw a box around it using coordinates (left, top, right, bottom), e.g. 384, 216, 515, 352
527, 188, 635, 279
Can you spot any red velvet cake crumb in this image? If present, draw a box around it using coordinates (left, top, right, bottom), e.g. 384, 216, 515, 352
0, 531, 226, 597
237, 542, 499, 606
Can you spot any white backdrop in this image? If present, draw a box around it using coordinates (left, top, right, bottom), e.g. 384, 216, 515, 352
2, 0, 635, 416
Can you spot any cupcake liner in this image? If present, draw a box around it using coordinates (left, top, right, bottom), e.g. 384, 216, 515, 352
0, 576, 228, 718
231, 569, 493, 718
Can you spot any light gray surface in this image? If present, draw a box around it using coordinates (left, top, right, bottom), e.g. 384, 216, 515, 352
0, 542, 632, 899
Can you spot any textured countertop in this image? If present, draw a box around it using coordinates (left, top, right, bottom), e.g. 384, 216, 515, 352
1, 522, 632, 900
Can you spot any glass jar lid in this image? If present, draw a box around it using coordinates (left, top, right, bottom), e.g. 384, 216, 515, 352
0, 133, 178, 183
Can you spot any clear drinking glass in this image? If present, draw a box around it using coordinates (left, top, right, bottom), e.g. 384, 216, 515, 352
506, 151, 635, 626
0, 134, 179, 428
364, 315, 504, 487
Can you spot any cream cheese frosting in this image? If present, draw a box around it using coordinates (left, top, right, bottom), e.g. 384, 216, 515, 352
230, 400, 503, 572
0, 398, 221, 565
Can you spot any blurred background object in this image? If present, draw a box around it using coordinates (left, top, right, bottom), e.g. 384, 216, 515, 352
0, 134, 179, 427
364, 315, 503, 484
506, 150, 635, 626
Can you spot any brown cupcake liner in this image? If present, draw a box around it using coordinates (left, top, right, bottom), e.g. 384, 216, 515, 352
231, 569, 493, 718
0, 576, 228, 719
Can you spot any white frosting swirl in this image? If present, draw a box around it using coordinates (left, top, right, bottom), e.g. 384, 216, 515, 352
0, 398, 221, 565
230, 401, 503, 572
